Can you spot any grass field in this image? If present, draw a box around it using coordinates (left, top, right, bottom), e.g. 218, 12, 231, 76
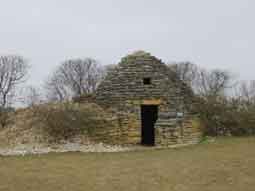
1, 137, 255, 191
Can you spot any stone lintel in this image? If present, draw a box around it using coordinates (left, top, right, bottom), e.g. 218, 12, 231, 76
142, 99, 161, 105
126, 99, 161, 105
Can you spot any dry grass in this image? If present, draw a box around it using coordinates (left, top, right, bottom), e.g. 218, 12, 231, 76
1, 137, 255, 191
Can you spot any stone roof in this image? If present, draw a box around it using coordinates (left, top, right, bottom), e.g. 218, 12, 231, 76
126, 50, 151, 57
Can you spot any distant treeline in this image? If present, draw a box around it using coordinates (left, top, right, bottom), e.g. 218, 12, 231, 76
0, 55, 255, 136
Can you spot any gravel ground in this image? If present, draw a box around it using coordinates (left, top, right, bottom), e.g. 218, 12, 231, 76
0, 142, 132, 156
0, 142, 201, 156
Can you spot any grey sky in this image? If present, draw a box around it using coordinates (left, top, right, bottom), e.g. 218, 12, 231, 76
0, 0, 254, 86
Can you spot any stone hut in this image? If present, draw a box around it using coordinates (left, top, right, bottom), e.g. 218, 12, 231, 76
78, 51, 202, 146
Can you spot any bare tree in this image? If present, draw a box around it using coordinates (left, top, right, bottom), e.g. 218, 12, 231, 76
23, 86, 42, 107
239, 80, 255, 104
169, 62, 236, 135
168, 62, 198, 87
45, 58, 103, 102
194, 69, 232, 97
0, 55, 29, 107
232, 80, 255, 108
45, 70, 71, 102
169, 62, 232, 98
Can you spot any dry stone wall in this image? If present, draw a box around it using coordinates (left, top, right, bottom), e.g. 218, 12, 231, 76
76, 51, 202, 146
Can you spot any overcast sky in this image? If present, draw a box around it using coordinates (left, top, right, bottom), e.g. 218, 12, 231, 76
0, 0, 254, 86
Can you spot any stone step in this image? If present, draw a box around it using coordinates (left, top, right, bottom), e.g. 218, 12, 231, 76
155, 118, 179, 128
156, 118, 179, 123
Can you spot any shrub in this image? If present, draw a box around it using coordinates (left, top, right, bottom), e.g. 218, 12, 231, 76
195, 96, 255, 136
32, 102, 110, 142
0, 107, 15, 128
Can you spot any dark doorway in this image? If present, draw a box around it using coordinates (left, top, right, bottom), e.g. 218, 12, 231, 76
141, 105, 158, 146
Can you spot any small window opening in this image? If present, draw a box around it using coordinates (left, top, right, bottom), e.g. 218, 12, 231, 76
143, 78, 151, 85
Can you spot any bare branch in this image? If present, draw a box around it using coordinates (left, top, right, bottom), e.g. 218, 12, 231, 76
45, 58, 104, 102
0, 55, 29, 107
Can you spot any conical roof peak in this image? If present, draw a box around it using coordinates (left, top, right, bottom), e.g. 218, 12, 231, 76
129, 50, 151, 57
